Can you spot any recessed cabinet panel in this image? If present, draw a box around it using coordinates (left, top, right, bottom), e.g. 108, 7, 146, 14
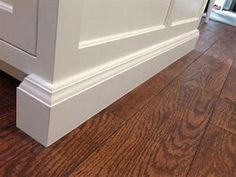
0, 0, 38, 55
80, 0, 171, 41
170, 0, 204, 24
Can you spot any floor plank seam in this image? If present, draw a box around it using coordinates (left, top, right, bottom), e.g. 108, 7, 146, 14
218, 62, 234, 97
185, 100, 217, 177
209, 122, 236, 136
185, 51, 234, 176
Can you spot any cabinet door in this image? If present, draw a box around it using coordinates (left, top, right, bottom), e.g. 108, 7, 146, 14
0, 0, 38, 55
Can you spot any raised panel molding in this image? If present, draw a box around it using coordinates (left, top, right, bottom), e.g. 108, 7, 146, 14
79, 25, 166, 49
169, 0, 207, 27
80, 0, 172, 41
76, 0, 207, 75
171, 17, 199, 27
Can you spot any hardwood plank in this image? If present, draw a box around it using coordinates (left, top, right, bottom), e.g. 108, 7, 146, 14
178, 53, 232, 95
0, 95, 16, 118
153, 80, 217, 117
70, 82, 216, 177
197, 19, 236, 55
108, 50, 202, 119
0, 110, 124, 177
233, 61, 236, 70
147, 110, 209, 177
211, 99, 236, 135
107, 73, 168, 119
199, 19, 236, 35
183, 30, 236, 97
187, 125, 236, 177
195, 30, 219, 53
206, 40, 236, 62
159, 50, 203, 80
221, 68, 236, 103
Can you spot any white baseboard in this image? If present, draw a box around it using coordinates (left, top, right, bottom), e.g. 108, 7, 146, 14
17, 30, 199, 147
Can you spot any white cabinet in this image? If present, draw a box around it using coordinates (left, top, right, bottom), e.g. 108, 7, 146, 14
0, 0, 38, 54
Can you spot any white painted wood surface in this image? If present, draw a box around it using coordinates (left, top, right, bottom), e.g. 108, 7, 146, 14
0, 0, 38, 54
0, 0, 208, 146
205, 0, 216, 23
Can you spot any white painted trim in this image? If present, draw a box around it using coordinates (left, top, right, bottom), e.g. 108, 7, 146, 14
17, 30, 199, 147
171, 18, 199, 27
205, 0, 216, 23
79, 25, 166, 49
163, 0, 176, 26
21, 30, 198, 107
0, 1, 13, 13
0, 39, 36, 75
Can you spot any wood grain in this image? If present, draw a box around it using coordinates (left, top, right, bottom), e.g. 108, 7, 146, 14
221, 68, 236, 103
108, 50, 202, 119
0, 109, 124, 177
206, 39, 236, 62
159, 50, 203, 80
195, 30, 219, 53
187, 125, 236, 177
211, 99, 236, 135
107, 73, 169, 119
70, 82, 216, 177
149, 110, 210, 177
178, 53, 232, 95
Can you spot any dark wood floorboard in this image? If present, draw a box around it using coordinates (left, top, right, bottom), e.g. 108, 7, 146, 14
178, 34, 234, 96
221, 68, 236, 103
107, 50, 202, 119
0, 110, 127, 177
177, 53, 232, 95
187, 125, 236, 177
195, 29, 219, 53
211, 98, 236, 137
1, 19, 236, 177
70, 82, 217, 177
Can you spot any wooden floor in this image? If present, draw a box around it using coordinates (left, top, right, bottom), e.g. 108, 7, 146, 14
1, 20, 236, 177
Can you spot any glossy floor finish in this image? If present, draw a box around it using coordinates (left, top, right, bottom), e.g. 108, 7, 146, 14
1, 20, 236, 177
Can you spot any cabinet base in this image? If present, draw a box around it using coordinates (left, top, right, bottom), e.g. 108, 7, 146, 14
17, 30, 199, 147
